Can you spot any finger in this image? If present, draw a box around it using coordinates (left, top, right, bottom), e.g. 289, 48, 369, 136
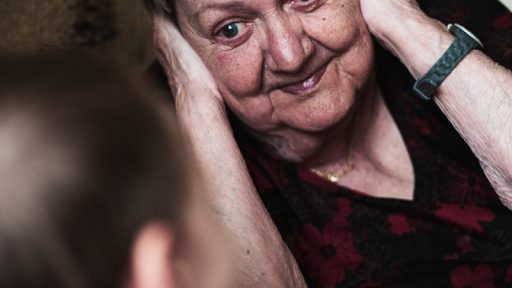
153, 17, 210, 79
152, 16, 222, 101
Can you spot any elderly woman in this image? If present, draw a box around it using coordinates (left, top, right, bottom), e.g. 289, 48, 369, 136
145, 0, 512, 286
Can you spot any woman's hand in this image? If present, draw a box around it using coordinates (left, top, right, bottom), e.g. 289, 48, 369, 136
152, 16, 307, 286
359, 0, 423, 35
152, 16, 225, 111
359, 0, 450, 77
359, 0, 432, 60
360, 1, 512, 210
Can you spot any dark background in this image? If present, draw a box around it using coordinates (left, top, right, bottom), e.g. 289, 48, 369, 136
0, 0, 154, 70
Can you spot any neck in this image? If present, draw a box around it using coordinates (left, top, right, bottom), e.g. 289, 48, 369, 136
303, 73, 381, 168
306, 76, 410, 184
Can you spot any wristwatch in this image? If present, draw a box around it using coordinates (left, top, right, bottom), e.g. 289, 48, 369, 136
413, 23, 483, 101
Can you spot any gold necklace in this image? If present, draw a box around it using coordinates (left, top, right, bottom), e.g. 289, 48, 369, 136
309, 119, 359, 183
309, 150, 355, 183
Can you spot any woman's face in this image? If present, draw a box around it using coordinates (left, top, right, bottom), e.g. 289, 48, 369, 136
175, 0, 374, 161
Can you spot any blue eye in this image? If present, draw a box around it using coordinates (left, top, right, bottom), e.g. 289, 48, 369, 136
214, 21, 252, 47
219, 23, 241, 38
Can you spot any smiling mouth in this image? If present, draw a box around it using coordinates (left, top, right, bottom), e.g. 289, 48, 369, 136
280, 64, 328, 95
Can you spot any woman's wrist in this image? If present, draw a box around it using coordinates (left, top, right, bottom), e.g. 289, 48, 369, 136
376, 10, 455, 79
176, 94, 229, 124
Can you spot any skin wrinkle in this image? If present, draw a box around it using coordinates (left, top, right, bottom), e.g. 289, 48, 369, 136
434, 55, 512, 206
482, 161, 512, 208
439, 97, 508, 194
171, 0, 417, 198
150, 2, 512, 285
175, 0, 375, 161
366, 5, 512, 204
262, 17, 318, 129
266, 12, 306, 72
485, 70, 512, 184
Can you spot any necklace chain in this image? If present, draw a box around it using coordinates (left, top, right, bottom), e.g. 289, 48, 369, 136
309, 119, 359, 183
310, 151, 355, 183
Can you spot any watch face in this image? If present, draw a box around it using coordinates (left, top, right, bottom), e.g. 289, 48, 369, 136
449, 23, 484, 48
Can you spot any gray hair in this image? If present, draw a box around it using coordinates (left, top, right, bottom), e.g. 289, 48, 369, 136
143, 0, 175, 20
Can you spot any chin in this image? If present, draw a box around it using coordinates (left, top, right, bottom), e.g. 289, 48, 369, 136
254, 96, 365, 164
253, 129, 328, 163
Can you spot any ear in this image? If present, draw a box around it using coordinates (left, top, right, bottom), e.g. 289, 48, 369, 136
127, 222, 176, 288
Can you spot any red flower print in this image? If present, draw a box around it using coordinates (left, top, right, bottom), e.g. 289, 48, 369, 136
506, 265, 512, 283
360, 280, 382, 287
444, 252, 459, 260
456, 235, 475, 254
413, 118, 432, 135
246, 157, 288, 190
388, 214, 416, 236
433, 204, 495, 233
444, 235, 475, 260
333, 197, 353, 229
442, 163, 496, 204
298, 222, 362, 287
404, 138, 423, 155
493, 13, 512, 29
451, 265, 495, 288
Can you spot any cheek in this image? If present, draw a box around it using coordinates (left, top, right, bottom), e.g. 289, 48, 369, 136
303, 0, 369, 53
209, 39, 263, 98
207, 41, 277, 130
338, 31, 375, 88
303, 0, 374, 86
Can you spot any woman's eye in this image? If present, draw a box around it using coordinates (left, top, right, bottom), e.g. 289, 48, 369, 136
217, 22, 245, 39
213, 21, 252, 47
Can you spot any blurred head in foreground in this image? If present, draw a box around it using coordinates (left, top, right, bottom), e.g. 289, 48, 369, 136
0, 53, 229, 288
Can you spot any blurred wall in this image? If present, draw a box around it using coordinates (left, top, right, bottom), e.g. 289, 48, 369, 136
1, 0, 509, 69
0, 0, 154, 69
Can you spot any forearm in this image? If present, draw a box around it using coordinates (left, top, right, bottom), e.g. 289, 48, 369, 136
177, 99, 306, 287
378, 11, 512, 207
152, 17, 305, 285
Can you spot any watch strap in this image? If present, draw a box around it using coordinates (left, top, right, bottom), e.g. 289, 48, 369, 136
413, 24, 483, 101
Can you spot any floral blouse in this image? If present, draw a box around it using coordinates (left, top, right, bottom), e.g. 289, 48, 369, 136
234, 1, 512, 287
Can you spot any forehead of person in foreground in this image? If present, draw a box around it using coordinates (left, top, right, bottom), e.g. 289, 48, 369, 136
0, 53, 229, 288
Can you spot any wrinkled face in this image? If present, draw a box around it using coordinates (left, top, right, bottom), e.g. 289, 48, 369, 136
175, 0, 374, 162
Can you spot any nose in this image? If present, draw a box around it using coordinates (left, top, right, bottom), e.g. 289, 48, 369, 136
264, 13, 314, 74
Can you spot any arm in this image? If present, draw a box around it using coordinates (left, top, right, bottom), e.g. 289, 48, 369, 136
360, 1, 512, 208
152, 17, 306, 287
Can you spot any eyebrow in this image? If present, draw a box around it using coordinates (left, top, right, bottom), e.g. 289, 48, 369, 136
195, 1, 252, 18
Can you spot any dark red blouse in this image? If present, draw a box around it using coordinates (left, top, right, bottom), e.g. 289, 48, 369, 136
234, 1, 512, 287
